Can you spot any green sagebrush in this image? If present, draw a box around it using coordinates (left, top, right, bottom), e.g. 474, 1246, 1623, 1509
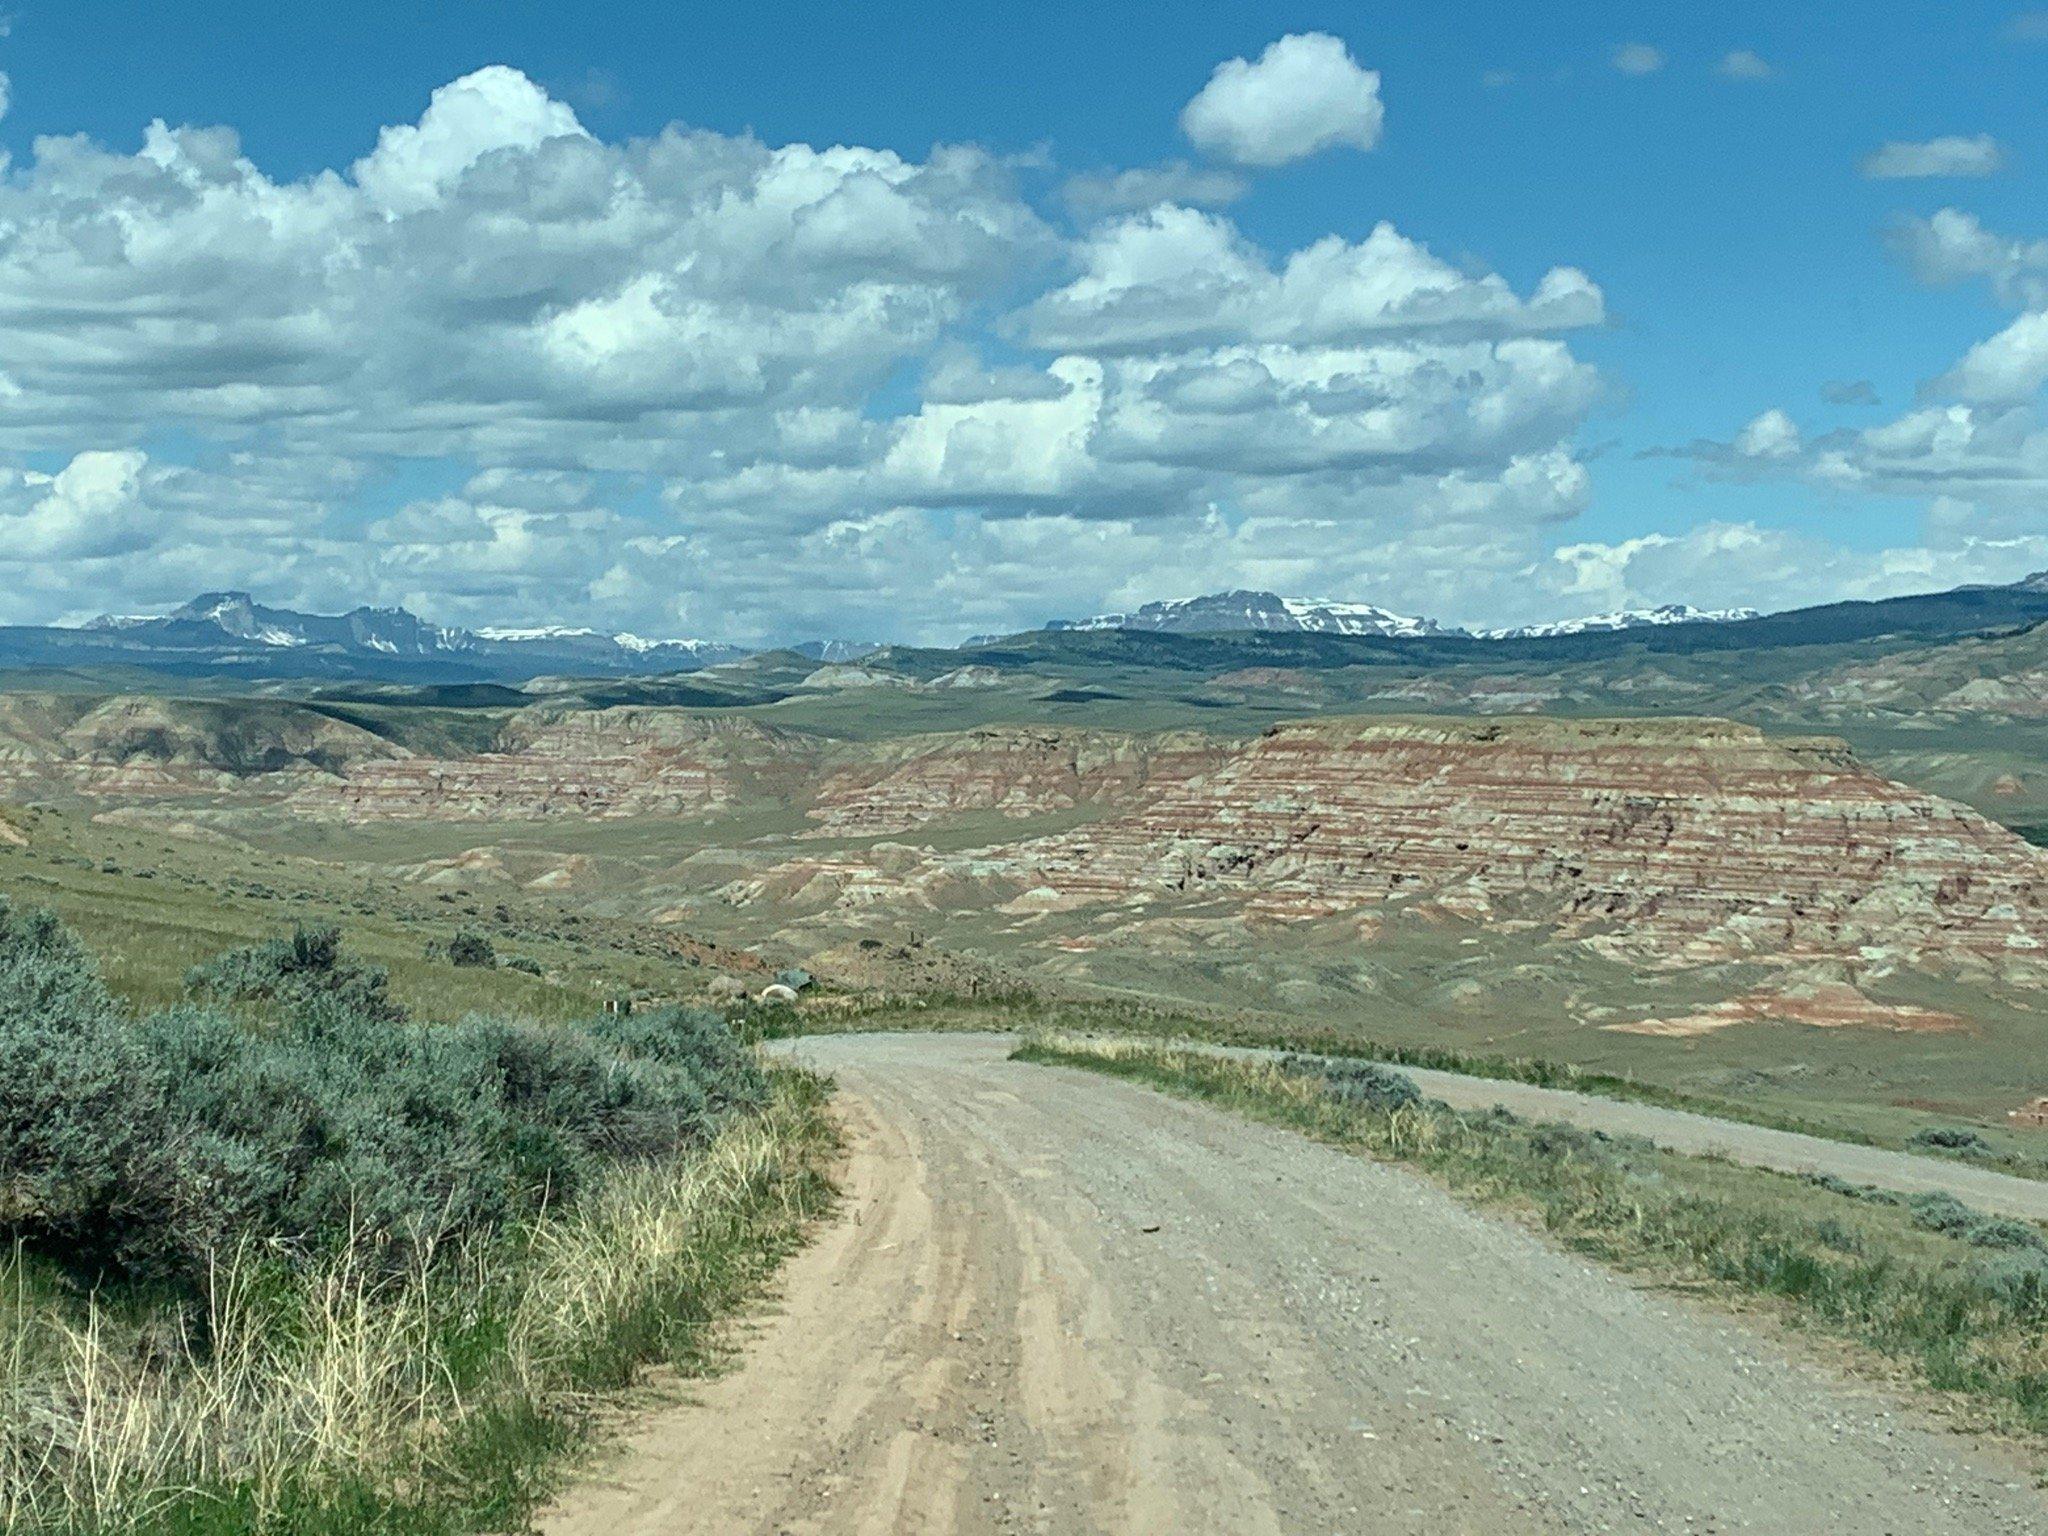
0, 902, 767, 1292
186, 923, 408, 1023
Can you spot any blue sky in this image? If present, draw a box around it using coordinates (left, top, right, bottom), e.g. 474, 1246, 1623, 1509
0, 3, 2043, 641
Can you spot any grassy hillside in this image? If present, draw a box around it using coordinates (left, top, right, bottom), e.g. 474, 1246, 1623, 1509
0, 806, 752, 1019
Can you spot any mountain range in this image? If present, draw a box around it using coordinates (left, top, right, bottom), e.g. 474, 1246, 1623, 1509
0, 576, 2042, 687
62, 593, 754, 681
1030, 589, 1762, 641
1044, 591, 1450, 638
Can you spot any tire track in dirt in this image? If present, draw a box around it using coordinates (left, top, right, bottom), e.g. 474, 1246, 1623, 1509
539, 1033, 2043, 1534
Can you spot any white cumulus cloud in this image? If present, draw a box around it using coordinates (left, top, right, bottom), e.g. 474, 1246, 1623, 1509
1933, 311, 2048, 403
1861, 134, 2005, 179
1717, 50, 1776, 80
353, 65, 588, 213
1734, 409, 1801, 458
1015, 208, 1603, 354
1611, 43, 1665, 75
1889, 207, 2048, 307
1179, 33, 1383, 168
0, 59, 1626, 641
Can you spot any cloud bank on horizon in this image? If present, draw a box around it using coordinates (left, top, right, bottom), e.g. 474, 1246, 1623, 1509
0, 32, 2041, 645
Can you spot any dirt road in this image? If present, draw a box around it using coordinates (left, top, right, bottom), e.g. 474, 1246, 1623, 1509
1223, 1052, 2048, 1222
540, 1033, 2042, 1534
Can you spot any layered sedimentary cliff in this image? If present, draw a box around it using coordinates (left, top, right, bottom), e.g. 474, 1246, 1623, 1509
743, 716, 2048, 987
291, 715, 1230, 832
0, 695, 408, 798
802, 727, 1228, 836
289, 707, 820, 820
5, 688, 2040, 994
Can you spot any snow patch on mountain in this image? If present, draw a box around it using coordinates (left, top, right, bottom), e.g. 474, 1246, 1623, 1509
1481, 604, 1761, 639
475, 625, 606, 642
1047, 590, 1447, 638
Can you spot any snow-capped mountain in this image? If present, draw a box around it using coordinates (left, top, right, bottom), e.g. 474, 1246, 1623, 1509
991, 590, 1777, 646
1045, 590, 1448, 638
1481, 604, 1761, 640
67, 594, 749, 680
473, 624, 745, 667
101, 592, 476, 656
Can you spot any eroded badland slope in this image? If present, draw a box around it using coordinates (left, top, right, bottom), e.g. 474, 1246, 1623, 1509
6, 678, 2048, 1129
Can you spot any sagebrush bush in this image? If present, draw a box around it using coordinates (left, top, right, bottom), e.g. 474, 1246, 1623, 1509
1973, 1250, 2048, 1308
1961, 1216, 2045, 1251
446, 927, 497, 968
1906, 1191, 1979, 1238
0, 1071, 835, 1536
0, 901, 174, 1273
0, 910, 767, 1293
588, 1005, 769, 1114
1281, 1053, 1422, 1113
1909, 1126, 1993, 1154
186, 923, 407, 1022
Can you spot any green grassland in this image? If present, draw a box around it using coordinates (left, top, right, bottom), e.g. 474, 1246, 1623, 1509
0, 805, 753, 1019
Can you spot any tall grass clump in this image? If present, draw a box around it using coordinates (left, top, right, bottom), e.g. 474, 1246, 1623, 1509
0, 905, 830, 1534
1019, 1033, 2048, 1440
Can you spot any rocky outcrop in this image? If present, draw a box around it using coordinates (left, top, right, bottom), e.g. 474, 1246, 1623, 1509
0, 694, 406, 798
799, 664, 912, 691
289, 706, 819, 821
1607, 977, 1969, 1036
284, 709, 1233, 833
742, 716, 2047, 989
803, 727, 1228, 837
1009, 717, 2045, 980
11, 684, 2040, 997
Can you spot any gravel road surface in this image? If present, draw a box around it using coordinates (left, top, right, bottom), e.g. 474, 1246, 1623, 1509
1222, 1050, 2048, 1222
539, 1032, 2043, 1534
